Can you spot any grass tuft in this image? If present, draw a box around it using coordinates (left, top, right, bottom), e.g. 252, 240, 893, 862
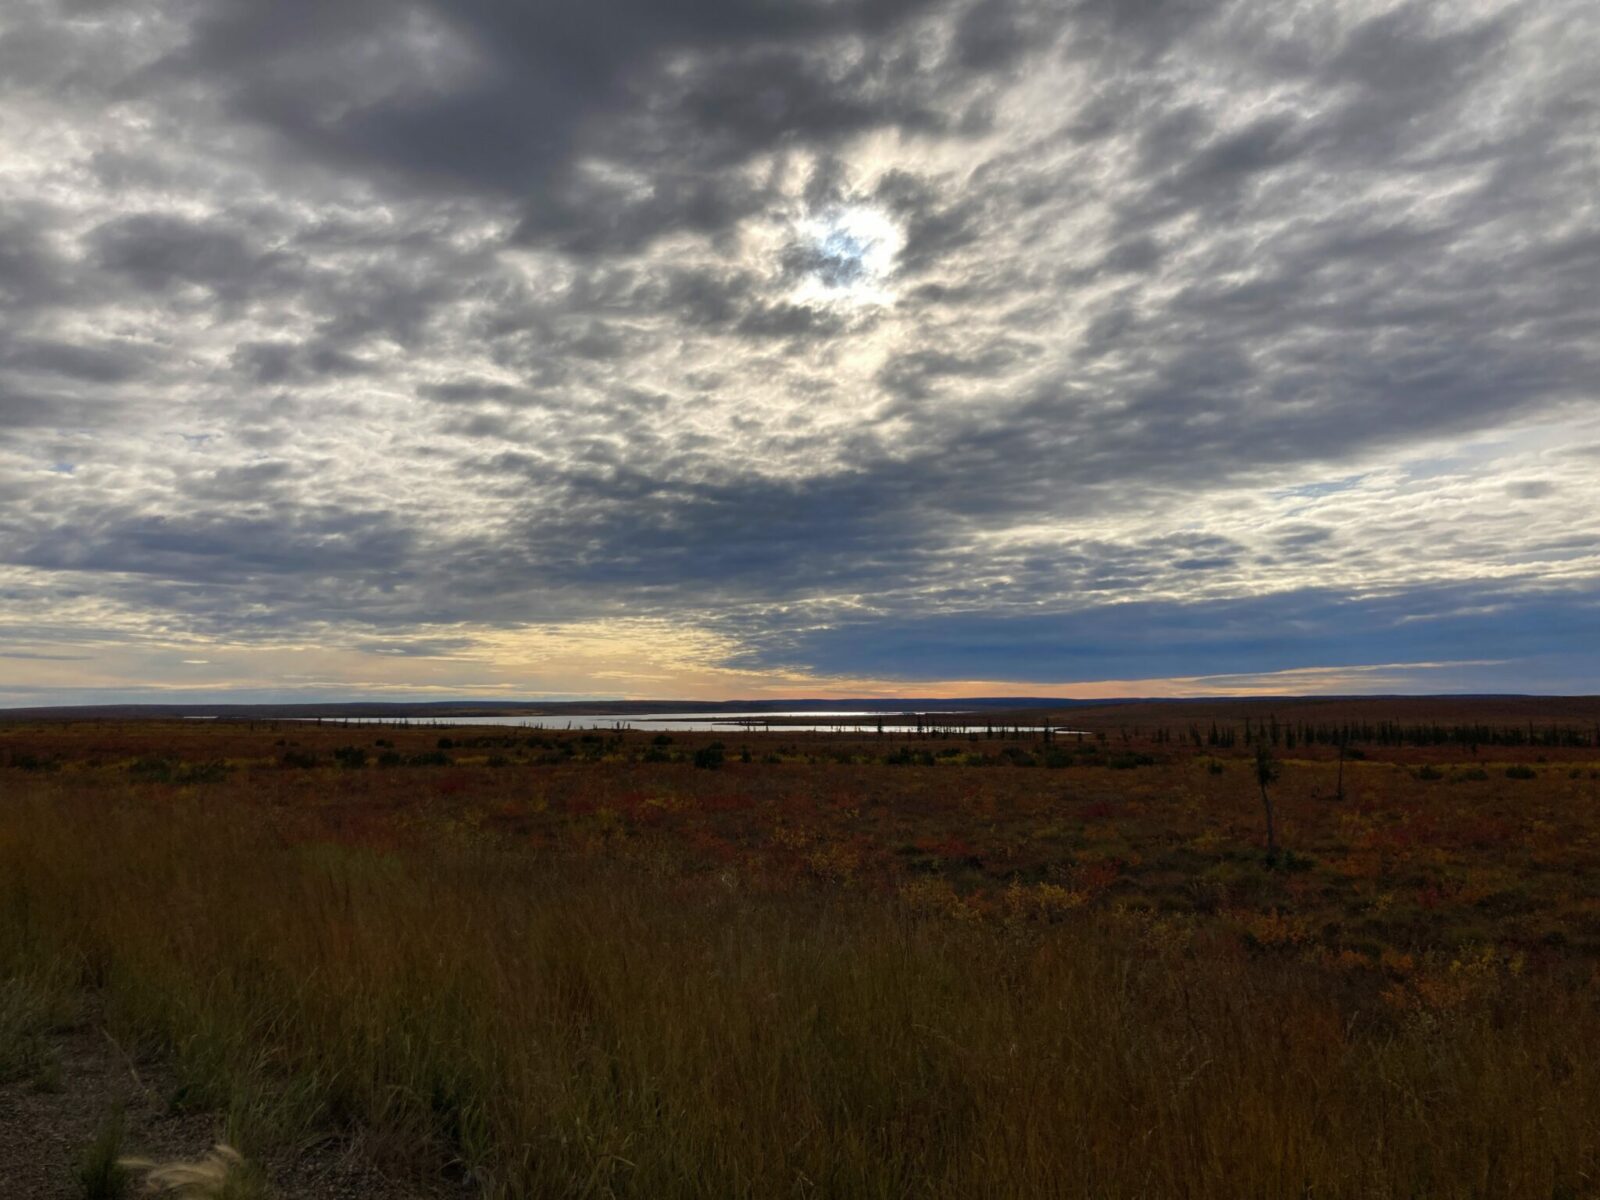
77, 1105, 132, 1200
120, 1144, 267, 1200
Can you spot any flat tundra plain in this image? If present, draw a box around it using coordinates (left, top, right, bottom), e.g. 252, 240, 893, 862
3, 700, 1599, 1198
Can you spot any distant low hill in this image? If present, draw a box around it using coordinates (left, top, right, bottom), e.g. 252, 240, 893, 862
3, 694, 1597, 726
0, 696, 1101, 721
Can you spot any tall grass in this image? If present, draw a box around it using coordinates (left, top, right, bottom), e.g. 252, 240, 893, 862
2, 790, 1597, 1198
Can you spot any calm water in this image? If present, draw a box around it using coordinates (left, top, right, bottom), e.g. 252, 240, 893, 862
281, 711, 1077, 734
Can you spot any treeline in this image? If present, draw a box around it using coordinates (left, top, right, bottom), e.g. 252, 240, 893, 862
1151, 718, 1598, 750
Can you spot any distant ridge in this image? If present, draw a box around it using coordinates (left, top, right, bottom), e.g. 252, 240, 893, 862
0, 697, 1107, 720
4, 694, 1596, 723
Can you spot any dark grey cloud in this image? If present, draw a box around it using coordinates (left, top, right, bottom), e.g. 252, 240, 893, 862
877, 341, 1041, 403
731, 580, 1600, 685
89, 213, 284, 298
12, 507, 414, 584
174, 0, 975, 246
0, 215, 71, 311
0, 394, 60, 429
2, 336, 149, 384
231, 341, 374, 385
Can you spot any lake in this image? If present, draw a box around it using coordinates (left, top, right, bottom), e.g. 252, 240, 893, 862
283, 711, 1078, 734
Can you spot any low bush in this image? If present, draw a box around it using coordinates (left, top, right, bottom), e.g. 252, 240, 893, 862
693, 742, 725, 770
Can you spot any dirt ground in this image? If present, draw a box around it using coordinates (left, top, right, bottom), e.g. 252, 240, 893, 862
0, 1014, 437, 1200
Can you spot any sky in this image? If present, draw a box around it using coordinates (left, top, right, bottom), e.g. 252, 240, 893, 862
1, 0, 1598, 706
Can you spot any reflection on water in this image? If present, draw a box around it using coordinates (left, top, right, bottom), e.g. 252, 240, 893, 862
280, 712, 1080, 734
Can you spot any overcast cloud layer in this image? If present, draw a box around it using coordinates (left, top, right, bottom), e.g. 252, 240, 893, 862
1, 0, 1597, 703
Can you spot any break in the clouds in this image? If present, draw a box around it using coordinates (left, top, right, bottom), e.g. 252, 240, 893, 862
1, 0, 1598, 703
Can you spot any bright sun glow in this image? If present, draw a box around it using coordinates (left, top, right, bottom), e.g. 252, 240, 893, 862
792, 205, 904, 307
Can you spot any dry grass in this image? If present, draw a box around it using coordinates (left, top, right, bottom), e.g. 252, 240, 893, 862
119, 1144, 264, 1199
3, 775, 1599, 1200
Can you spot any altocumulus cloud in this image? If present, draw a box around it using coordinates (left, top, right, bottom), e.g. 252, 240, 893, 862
0, 0, 1598, 701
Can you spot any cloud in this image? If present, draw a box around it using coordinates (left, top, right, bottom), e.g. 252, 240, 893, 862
0, 0, 1597, 701
731, 582, 1600, 687
2, 335, 149, 383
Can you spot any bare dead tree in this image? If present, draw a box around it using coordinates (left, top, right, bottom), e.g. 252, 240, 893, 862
1255, 743, 1281, 863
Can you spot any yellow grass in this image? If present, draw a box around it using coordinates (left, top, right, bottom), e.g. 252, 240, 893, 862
3, 789, 1598, 1198
120, 1144, 260, 1198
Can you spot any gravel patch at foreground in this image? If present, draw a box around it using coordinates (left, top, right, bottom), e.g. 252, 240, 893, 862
0, 1012, 443, 1200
